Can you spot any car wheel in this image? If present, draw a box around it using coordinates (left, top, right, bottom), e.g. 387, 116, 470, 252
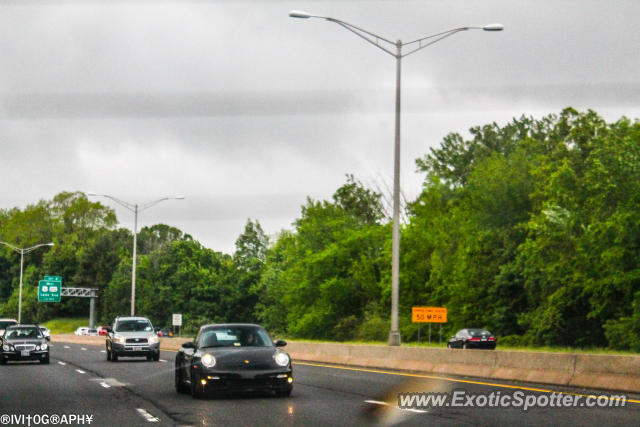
175, 368, 189, 394
191, 373, 203, 399
112, 352, 118, 362
154, 353, 160, 362
463, 343, 469, 349
276, 389, 292, 397
106, 349, 111, 361
0, 357, 6, 365
446, 343, 451, 348
40, 355, 50, 364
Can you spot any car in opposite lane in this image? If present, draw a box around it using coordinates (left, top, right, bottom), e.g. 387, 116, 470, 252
175, 323, 293, 398
74, 327, 89, 336
447, 328, 497, 349
0, 324, 50, 364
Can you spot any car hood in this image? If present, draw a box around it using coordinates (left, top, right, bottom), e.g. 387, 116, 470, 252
113, 331, 156, 339
199, 347, 283, 369
3, 338, 46, 345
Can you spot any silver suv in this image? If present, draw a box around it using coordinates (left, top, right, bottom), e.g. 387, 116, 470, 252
105, 316, 160, 362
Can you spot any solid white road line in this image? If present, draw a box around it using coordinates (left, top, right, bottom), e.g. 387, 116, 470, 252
75, 369, 86, 374
136, 408, 159, 423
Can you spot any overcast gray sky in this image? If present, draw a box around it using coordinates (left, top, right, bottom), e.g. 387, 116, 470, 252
1, 0, 639, 254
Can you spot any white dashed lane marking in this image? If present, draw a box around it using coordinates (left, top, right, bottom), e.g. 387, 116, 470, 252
364, 400, 429, 414
57, 361, 66, 366
136, 408, 159, 423
159, 359, 167, 363
64, 345, 70, 349
75, 369, 86, 374
100, 382, 111, 388
81, 347, 87, 351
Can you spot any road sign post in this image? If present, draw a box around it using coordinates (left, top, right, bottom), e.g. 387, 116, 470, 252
412, 307, 447, 345
172, 313, 182, 337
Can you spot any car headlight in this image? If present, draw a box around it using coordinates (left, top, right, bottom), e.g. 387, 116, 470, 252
41, 343, 48, 351
274, 351, 290, 367
201, 353, 216, 368
114, 334, 126, 344
2, 344, 11, 352
148, 336, 159, 344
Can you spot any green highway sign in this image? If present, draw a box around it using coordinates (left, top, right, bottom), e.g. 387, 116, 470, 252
38, 280, 61, 303
44, 276, 62, 282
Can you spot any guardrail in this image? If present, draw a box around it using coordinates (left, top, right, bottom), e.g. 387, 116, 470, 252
51, 335, 640, 393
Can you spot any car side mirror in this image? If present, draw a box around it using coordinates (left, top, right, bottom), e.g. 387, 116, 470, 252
46, 336, 51, 341
275, 340, 287, 347
181, 341, 195, 349
106, 327, 113, 334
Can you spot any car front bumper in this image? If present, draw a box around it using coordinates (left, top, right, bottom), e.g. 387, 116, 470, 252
2, 350, 49, 362
194, 368, 294, 393
111, 342, 160, 357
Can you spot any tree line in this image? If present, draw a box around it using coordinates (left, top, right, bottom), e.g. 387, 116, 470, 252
1, 108, 639, 350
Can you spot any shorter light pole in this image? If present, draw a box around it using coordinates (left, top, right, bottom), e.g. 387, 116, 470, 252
86, 193, 184, 316
0, 241, 54, 323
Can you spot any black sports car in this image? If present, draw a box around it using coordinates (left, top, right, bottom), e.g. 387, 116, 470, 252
447, 328, 497, 349
1, 324, 50, 364
175, 323, 293, 398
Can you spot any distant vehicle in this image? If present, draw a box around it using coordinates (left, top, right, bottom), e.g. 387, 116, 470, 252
0, 324, 49, 364
97, 326, 109, 336
38, 326, 51, 340
86, 329, 98, 336
175, 323, 292, 398
0, 319, 18, 339
157, 328, 174, 338
447, 328, 497, 350
105, 316, 160, 362
74, 327, 89, 336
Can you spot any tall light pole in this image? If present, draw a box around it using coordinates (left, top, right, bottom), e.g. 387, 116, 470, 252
86, 193, 184, 316
0, 241, 54, 323
290, 10, 503, 346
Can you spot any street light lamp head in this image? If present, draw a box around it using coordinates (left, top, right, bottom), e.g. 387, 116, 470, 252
289, 10, 313, 19
482, 23, 504, 31
86, 192, 98, 196
47, 243, 54, 247
174, 195, 185, 200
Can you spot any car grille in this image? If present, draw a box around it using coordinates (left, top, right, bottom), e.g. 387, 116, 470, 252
15, 344, 36, 351
125, 338, 148, 344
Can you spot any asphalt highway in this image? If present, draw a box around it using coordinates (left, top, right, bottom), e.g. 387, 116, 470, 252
1, 341, 639, 426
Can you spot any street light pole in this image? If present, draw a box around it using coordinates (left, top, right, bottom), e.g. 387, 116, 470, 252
86, 193, 184, 316
0, 241, 54, 323
289, 11, 503, 345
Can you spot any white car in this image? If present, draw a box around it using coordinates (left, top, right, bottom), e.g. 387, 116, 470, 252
74, 327, 89, 336
0, 318, 18, 337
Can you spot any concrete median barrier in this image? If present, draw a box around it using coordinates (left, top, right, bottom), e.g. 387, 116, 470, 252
285, 341, 640, 394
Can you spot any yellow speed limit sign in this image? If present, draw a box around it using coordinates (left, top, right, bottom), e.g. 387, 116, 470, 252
412, 307, 447, 323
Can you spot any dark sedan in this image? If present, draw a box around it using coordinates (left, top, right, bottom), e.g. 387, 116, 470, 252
175, 323, 293, 398
1, 324, 50, 364
447, 328, 497, 349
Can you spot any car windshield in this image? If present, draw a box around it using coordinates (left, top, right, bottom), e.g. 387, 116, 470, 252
468, 329, 492, 337
0, 321, 17, 330
115, 320, 153, 332
198, 326, 272, 348
5, 327, 43, 340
